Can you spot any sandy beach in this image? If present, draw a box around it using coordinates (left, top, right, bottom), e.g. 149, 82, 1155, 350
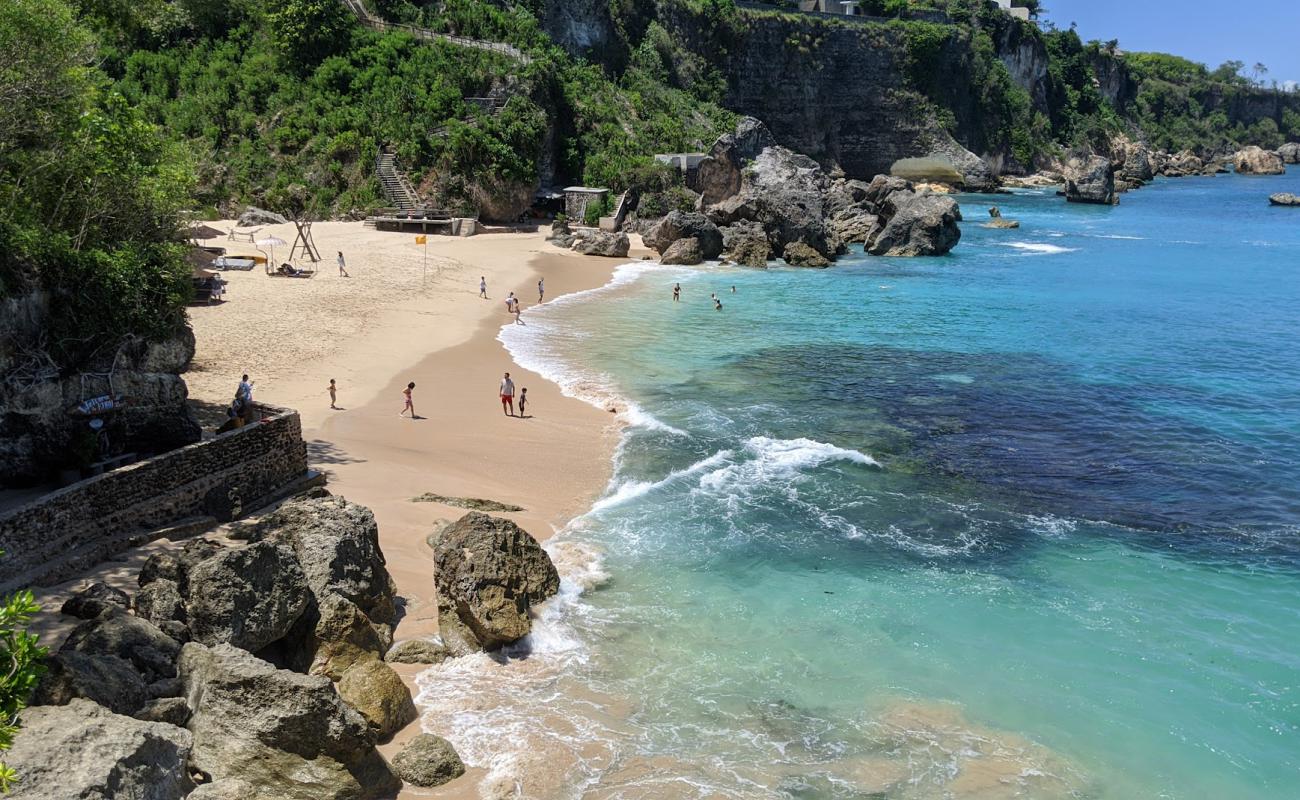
186, 222, 644, 796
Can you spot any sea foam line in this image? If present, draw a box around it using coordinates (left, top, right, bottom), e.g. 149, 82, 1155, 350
997, 242, 1078, 255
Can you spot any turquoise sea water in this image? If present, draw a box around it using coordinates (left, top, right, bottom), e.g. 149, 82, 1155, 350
423, 172, 1300, 799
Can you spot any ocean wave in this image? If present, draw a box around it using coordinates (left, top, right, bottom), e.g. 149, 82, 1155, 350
996, 242, 1078, 255
697, 436, 879, 495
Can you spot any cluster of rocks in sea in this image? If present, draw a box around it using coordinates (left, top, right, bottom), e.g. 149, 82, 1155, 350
6, 492, 551, 798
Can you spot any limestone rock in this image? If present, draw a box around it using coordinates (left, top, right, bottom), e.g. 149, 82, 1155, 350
983, 206, 1020, 229
644, 211, 723, 259
139, 538, 224, 591
721, 221, 772, 267
184, 540, 310, 653
134, 578, 186, 630
135, 696, 191, 727
1269, 192, 1300, 206
336, 658, 418, 741
5, 698, 193, 799
660, 237, 705, 266
568, 229, 630, 258
1159, 149, 1203, 177
179, 642, 400, 800
391, 733, 466, 788
548, 218, 572, 239
1233, 146, 1284, 175
386, 638, 452, 665
61, 609, 180, 683
187, 780, 279, 800
60, 582, 130, 620
431, 512, 560, 653
255, 496, 398, 625
289, 594, 386, 679
236, 206, 287, 226
33, 650, 149, 716
782, 241, 831, 268
1063, 155, 1118, 204
866, 192, 963, 257
695, 116, 778, 207
1278, 142, 1300, 164
1201, 159, 1229, 175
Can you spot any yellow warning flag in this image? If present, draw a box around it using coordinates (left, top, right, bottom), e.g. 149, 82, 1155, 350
415, 235, 427, 245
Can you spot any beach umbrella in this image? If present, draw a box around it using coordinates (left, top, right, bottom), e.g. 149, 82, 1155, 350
256, 236, 287, 268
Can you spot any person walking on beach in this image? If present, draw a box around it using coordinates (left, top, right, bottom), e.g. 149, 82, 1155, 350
514, 301, 524, 325
500, 372, 516, 416
518, 387, 528, 417
400, 382, 416, 417
337, 251, 349, 277
328, 379, 337, 409
479, 277, 488, 298
672, 283, 681, 302
537, 277, 545, 303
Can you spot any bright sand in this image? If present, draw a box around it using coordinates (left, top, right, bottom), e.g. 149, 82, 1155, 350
185, 222, 643, 796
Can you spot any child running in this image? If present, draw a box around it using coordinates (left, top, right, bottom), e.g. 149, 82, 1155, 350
400, 382, 416, 417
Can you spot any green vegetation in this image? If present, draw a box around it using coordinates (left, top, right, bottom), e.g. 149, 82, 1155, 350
0, 0, 192, 365
0, 574, 46, 792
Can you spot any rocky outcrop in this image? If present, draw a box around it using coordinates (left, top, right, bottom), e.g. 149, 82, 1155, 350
335, 658, 418, 741
1110, 134, 1155, 187
431, 512, 560, 653
567, 229, 630, 258
183, 540, 310, 653
1063, 155, 1118, 204
720, 221, 772, 267
1234, 146, 1285, 175
782, 241, 830, 268
892, 133, 995, 192
660, 237, 705, 265
60, 582, 130, 620
1279, 143, 1300, 164
6, 699, 193, 799
236, 207, 287, 226
60, 609, 181, 684
866, 190, 963, 257
179, 642, 401, 800
34, 650, 150, 716
392, 734, 466, 788
824, 179, 879, 246
1157, 149, 1203, 177
644, 211, 723, 260
983, 206, 1020, 229
1269, 193, 1300, 206
386, 638, 452, 664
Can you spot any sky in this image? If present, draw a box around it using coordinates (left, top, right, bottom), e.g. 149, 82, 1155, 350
1043, 1, 1299, 87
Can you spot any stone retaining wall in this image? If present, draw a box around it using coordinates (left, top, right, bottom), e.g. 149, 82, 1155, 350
0, 405, 311, 592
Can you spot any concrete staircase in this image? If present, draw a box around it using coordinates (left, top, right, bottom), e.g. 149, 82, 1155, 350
375, 151, 419, 211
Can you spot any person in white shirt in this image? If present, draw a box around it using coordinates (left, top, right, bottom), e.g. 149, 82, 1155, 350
479, 277, 488, 298
499, 372, 516, 416
537, 277, 545, 302
337, 251, 349, 277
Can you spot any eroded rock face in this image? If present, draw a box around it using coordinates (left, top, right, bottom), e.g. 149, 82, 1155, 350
782, 241, 831, 268
60, 582, 130, 620
6, 698, 193, 800
179, 642, 400, 800
1063, 155, 1118, 205
568, 229, 630, 258
237, 206, 287, 226
721, 221, 772, 267
1234, 146, 1285, 175
644, 211, 723, 259
696, 117, 778, 207
431, 512, 560, 653
255, 496, 398, 625
392, 734, 466, 788
1278, 142, 1300, 164
288, 594, 386, 680
335, 658, 418, 741
660, 237, 705, 266
866, 191, 963, 257
184, 540, 310, 653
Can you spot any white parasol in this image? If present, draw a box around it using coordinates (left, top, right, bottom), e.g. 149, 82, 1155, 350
256, 236, 287, 268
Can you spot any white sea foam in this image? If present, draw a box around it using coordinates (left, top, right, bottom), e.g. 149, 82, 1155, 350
589, 450, 734, 513
997, 242, 1078, 255
697, 436, 879, 495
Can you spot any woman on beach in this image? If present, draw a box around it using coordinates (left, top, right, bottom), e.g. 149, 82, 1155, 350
500, 372, 516, 416
400, 382, 416, 417
514, 300, 523, 325
337, 251, 349, 277
479, 277, 488, 298
538, 277, 545, 303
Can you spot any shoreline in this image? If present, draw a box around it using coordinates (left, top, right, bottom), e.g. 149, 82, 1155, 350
186, 224, 648, 797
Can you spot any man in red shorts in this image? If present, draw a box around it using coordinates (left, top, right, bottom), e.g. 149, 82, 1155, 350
500, 371, 516, 416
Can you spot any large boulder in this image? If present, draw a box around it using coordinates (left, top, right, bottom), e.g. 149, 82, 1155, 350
720, 221, 772, 267
179, 642, 400, 800
61, 609, 181, 683
5, 698, 193, 799
431, 512, 560, 653
1064, 155, 1118, 204
660, 237, 705, 266
236, 207, 287, 226
60, 582, 130, 621
1234, 146, 1285, 175
139, 538, 225, 592
1269, 192, 1300, 206
134, 578, 186, 633
33, 650, 149, 716
184, 540, 310, 653
568, 229, 630, 258
697, 118, 834, 259
254, 496, 398, 625
386, 638, 452, 665
781, 241, 831, 268
391, 734, 466, 788
288, 594, 386, 679
824, 179, 879, 247
1278, 142, 1300, 164
644, 211, 723, 259
866, 191, 963, 257
335, 658, 418, 741
891, 133, 994, 192
1160, 149, 1203, 177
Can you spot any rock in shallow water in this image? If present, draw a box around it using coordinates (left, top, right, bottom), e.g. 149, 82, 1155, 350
660, 236, 705, 265
1268, 192, 1299, 206
336, 658, 418, 741
866, 191, 963, 257
1234, 145, 1284, 175
392, 733, 466, 788
1063, 155, 1118, 205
